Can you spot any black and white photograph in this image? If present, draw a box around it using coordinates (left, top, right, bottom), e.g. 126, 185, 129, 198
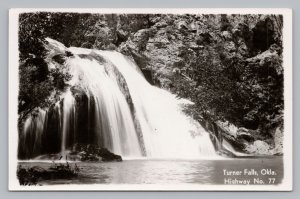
8, 8, 292, 191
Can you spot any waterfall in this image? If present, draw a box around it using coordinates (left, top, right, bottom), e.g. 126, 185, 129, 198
19, 38, 217, 159
61, 90, 76, 153
99, 51, 216, 158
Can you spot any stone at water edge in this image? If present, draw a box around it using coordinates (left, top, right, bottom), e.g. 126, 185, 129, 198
245, 140, 271, 155
71, 144, 123, 162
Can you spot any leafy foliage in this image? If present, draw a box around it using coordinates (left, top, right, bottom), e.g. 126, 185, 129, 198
18, 13, 80, 121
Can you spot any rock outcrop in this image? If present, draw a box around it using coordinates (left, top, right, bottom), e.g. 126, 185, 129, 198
70, 144, 122, 162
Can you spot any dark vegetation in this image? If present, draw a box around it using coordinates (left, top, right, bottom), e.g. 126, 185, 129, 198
17, 162, 79, 185
18, 13, 77, 124
18, 13, 284, 147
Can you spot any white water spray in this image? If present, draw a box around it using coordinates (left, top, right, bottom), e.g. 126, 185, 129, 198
21, 38, 217, 159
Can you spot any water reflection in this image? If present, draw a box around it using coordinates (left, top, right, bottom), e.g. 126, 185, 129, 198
19, 157, 283, 185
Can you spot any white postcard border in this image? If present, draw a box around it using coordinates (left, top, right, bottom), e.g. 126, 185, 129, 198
8, 8, 293, 191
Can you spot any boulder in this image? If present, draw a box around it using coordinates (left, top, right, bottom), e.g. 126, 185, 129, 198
177, 20, 188, 30
154, 21, 168, 28
98, 148, 122, 162
270, 124, 283, 155
245, 140, 271, 155
221, 31, 232, 40
236, 127, 255, 142
73, 144, 122, 162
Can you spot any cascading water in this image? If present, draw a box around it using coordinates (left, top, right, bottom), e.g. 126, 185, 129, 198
19, 38, 217, 159
61, 90, 76, 153
99, 51, 216, 158
20, 109, 47, 158
67, 54, 142, 157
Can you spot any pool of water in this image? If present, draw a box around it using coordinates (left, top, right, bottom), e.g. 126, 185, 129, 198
19, 157, 283, 185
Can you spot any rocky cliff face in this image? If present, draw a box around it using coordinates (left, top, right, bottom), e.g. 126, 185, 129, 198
76, 14, 282, 87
